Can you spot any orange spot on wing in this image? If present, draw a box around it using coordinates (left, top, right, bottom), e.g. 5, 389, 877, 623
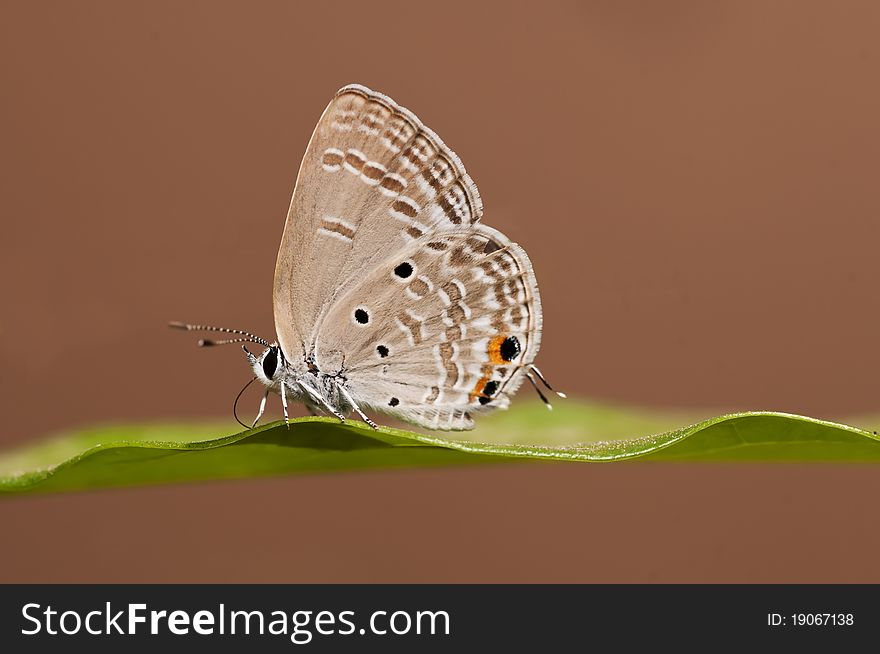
488, 335, 508, 365
470, 374, 491, 402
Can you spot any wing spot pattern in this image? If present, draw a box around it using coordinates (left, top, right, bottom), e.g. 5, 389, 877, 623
448, 246, 474, 267
404, 224, 426, 239
437, 186, 468, 224
390, 197, 420, 221
325, 148, 401, 199
343, 148, 367, 174
330, 109, 357, 132
394, 310, 423, 346
381, 117, 416, 154
425, 386, 441, 404
442, 279, 466, 301
436, 342, 461, 389
357, 107, 387, 136
321, 148, 344, 172
361, 161, 386, 185
402, 138, 431, 170
317, 216, 356, 243
379, 172, 407, 197
405, 275, 432, 300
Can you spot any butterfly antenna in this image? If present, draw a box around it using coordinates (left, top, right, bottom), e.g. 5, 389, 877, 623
529, 365, 566, 399
169, 321, 271, 348
233, 376, 259, 429
197, 337, 259, 347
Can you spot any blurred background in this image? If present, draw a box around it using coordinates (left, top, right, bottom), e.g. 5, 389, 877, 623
1, 0, 879, 582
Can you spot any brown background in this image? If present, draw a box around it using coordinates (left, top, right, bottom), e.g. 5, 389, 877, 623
1, 1, 879, 582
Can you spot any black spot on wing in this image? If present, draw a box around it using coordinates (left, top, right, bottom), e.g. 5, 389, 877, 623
394, 262, 413, 278
500, 336, 521, 362
478, 380, 500, 405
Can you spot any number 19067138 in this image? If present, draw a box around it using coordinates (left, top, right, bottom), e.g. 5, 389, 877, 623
768, 613, 854, 627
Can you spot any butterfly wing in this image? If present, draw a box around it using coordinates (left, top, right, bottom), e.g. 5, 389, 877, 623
273, 84, 483, 362
314, 225, 542, 430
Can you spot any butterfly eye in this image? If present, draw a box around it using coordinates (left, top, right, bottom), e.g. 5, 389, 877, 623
262, 347, 279, 379
377, 345, 389, 357
354, 308, 370, 324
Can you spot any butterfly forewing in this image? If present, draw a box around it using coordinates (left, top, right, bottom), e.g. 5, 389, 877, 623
273, 84, 484, 362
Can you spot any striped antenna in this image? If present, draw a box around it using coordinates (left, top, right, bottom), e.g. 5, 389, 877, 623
168, 321, 271, 348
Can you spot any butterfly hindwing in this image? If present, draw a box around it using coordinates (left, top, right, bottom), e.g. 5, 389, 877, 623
313, 225, 542, 430
273, 84, 483, 363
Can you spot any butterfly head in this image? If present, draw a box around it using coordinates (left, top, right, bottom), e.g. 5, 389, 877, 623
244, 344, 284, 386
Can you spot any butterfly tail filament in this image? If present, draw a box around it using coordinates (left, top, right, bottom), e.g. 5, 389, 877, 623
526, 371, 554, 411
529, 365, 566, 399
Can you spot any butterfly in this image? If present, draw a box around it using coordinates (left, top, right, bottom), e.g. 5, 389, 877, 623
172, 84, 563, 431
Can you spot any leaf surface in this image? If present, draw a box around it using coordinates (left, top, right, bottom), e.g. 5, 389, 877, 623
2, 402, 879, 494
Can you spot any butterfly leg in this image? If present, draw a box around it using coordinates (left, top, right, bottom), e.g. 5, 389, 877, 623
252, 388, 269, 428
334, 382, 379, 430
297, 380, 347, 422
280, 381, 290, 428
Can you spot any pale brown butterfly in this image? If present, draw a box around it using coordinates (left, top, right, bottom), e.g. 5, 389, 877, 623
172, 84, 563, 431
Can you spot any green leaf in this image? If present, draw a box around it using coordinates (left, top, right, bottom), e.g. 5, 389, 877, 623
1, 401, 879, 494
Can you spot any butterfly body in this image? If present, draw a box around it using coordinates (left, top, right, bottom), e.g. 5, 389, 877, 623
245, 344, 356, 421
174, 84, 561, 431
